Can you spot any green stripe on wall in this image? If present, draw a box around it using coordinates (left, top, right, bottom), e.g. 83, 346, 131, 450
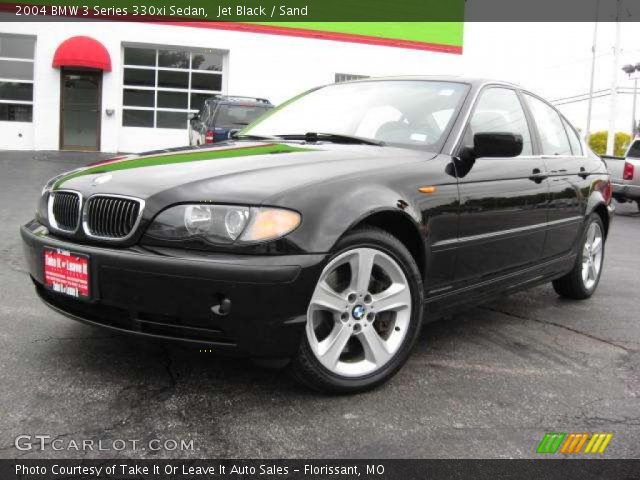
251, 22, 464, 48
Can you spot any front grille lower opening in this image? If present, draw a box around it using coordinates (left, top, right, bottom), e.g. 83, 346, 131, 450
36, 285, 234, 345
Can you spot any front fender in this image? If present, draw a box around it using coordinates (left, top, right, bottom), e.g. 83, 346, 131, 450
280, 184, 421, 253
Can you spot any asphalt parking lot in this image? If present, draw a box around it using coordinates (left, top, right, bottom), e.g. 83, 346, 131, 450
0, 150, 638, 459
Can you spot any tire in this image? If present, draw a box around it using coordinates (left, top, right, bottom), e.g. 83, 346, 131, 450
552, 213, 605, 299
291, 227, 424, 394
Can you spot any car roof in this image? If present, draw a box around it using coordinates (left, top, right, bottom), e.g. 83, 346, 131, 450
332, 75, 522, 89
205, 95, 273, 106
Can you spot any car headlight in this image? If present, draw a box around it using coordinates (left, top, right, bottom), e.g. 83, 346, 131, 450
145, 204, 301, 244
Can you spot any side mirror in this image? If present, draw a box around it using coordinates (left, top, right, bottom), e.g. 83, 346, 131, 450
473, 132, 523, 158
188, 113, 198, 120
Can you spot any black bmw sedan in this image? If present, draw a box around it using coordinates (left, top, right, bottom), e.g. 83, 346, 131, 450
21, 77, 613, 393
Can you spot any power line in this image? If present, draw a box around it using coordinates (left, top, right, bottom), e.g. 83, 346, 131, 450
552, 87, 640, 106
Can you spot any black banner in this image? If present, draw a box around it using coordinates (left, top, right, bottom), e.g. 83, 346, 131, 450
1, 459, 639, 480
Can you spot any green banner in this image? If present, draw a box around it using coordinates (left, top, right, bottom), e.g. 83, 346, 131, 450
5, 0, 465, 24
4, 0, 464, 51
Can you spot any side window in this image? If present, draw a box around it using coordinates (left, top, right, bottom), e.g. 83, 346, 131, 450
628, 140, 640, 159
203, 104, 214, 126
208, 105, 219, 127
562, 117, 583, 156
198, 104, 208, 124
465, 88, 533, 156
524, 94, 572, 156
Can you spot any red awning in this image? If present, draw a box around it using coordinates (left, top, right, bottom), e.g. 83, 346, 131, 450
52, 36, 111, 71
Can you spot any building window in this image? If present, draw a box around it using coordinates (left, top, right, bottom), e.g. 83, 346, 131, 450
122, 46, 224, 129
335, 73, 369, 83
0, 34, 35, 122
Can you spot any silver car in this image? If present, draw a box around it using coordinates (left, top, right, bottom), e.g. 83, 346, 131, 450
610, 138, 640, 210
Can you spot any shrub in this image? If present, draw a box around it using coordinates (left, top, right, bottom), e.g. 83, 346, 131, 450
588, 131, 631, 156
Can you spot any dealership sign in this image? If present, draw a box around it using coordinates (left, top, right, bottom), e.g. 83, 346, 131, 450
195, 21, 463, 53
536, 432, 614, 455
1, 0, 464, 52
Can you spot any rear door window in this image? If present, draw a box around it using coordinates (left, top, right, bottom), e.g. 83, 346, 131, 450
562, 117, 583, 156
524, 94, 572, 156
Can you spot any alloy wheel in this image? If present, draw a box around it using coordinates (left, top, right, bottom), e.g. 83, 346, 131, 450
581, 222, 603, 290
305, 247, 412, 377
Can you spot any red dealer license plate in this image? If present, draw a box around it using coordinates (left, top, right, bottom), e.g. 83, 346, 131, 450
43, 247, 90, 299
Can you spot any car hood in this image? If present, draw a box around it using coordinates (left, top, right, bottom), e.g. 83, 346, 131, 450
52, 141, 434, 206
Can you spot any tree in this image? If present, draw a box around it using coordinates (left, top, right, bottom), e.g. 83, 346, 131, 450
588, 131, 607, 155
587, 131, 631, 157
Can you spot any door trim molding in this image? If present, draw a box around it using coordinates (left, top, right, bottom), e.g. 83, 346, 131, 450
426, 251, 577, 301
432, 216, 583, 249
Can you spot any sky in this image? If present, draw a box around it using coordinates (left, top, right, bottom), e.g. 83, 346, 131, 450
462, 22, 640, 137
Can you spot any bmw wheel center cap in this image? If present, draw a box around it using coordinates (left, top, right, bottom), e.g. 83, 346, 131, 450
352, 304, 366, 320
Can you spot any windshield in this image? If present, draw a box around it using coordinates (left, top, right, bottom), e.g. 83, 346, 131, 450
242, 80, 469, 149
214, 104, 271, 127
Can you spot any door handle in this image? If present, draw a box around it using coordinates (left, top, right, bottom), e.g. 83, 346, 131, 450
529, 168, 548, 183
579, 166, 589, 179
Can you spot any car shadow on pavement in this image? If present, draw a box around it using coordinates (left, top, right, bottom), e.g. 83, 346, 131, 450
34, 284, 598, 399
38, 321, 308, 395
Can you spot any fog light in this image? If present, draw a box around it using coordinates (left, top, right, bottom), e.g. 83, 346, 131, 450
211, 296, 232, 316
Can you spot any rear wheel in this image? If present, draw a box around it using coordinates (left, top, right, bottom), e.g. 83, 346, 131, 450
552, 214, 605, 299
291, 227, 423, 394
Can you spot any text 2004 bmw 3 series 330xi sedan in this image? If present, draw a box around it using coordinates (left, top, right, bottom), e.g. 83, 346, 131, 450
21, 77, 613, 393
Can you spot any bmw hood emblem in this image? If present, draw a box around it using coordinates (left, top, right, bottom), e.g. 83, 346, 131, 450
92, 174, 112, 186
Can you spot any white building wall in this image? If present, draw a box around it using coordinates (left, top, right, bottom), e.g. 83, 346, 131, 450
0, 21, 464, 152
0, 121, 33, 149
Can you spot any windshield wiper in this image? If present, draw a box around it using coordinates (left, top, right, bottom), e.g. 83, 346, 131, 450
231, 133, 281, 141
276, 132, 384, 146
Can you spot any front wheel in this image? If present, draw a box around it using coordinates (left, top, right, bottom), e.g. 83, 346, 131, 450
291, 227, 423, 394
552, 214, 605, 299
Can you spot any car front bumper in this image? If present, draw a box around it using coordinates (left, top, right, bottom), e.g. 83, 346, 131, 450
21, 220, 326, 357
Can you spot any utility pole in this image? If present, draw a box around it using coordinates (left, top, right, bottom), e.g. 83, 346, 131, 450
586, 0, 600, 140
606, 1, 621, 156
632, 77, 638, 138
623, 63, 640, 138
